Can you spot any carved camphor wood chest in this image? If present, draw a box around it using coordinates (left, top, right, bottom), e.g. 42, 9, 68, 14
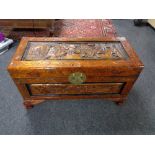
8, 37, 144, 108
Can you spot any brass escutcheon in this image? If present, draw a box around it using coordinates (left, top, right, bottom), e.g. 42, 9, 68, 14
68, 72, 86, 85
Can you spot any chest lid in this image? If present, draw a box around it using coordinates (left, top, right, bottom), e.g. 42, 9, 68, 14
8, 37, 144, 78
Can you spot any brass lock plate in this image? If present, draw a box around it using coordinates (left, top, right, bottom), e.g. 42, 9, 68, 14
68, 72, 86, 84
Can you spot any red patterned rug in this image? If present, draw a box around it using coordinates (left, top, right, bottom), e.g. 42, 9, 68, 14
53, 19, 117, 37
1, 19, 117, 40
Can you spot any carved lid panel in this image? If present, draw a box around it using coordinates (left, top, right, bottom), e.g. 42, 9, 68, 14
23, 41, 129, 60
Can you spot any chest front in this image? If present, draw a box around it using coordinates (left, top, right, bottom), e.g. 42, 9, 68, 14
8, 37, 144, 108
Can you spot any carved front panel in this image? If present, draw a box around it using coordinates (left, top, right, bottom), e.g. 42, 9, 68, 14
23, 41, 129, 60
29, 83, 123, 95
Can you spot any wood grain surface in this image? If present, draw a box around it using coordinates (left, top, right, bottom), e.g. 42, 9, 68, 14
7, 37, 144, 108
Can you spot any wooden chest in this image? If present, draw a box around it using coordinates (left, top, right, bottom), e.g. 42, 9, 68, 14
0, 19, 55, 38
0, 19, 53, 29
8, 37, 144, 108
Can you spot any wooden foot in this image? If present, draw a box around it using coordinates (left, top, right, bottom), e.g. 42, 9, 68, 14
24, 104, 34, 109
23, 100, 44, 109
115, 101, 124, 105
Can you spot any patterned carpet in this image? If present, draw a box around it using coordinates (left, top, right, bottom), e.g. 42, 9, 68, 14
53, 19, 117, 37
0, 19, 117, 40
